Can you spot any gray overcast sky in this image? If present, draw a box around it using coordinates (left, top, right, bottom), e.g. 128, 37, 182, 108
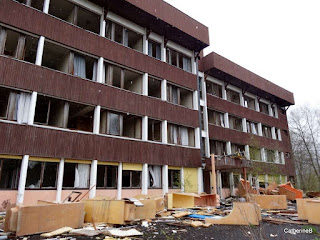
164, 0, 320, 110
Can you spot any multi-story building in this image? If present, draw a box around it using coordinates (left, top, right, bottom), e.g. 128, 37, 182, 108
0, 0, 294, 210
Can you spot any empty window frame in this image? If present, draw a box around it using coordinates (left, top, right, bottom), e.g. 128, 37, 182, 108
105, 20, 143, 52
148, 40, 161, 60
48, 0, 100, 34
67, 102, 95, 132
148, 119, 162, 142
96, 165, 117, 188
207, 109, 225, 127
246, 120, 258, 135
26, 161, 57, 189
244, 95, 256, 110
168, 169, 180, 188
231, 143, 245, 155
0, 158, 21, 189
100, 109, 122, 136
265, 149, 275, 162
63, 163, 90, 188
122, 170, 141, 188
275, 128, 281, 140
210, 140, 226, 156
15, 0, 44, 11
166, 47, 192, 72
104, 63, 143, 94
228, 115, 243, 131
0, 26, 39, 63
272, 105, 278, 118
206, 81, 222, 98
42, 41, 97, 81
148, 76, 161, 99
167, 84, 193, 109
0, 87, 32, 124
226, 88, 240, 104
249, 147, 261, 161
148, 165, 162, 188
123, 114, 142, 139
221, 172, 230, 188
262, 125, 272, 138
259, 101, 269, 115
167, 123, 195, 147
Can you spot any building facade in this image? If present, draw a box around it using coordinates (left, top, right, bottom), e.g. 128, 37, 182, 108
0, 0, 294, 210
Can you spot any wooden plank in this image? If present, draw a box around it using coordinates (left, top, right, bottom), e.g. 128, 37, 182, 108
251, 195, 287, 210
262, 218, 308, 225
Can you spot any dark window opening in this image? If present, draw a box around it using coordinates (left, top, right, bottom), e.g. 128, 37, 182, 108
15, 0, 44, 11
167, 84, 193, 109
229, 115, 243, 131
207, 109, 225, 127
226, 89, 240, 104
122, 170, 141, 188
231, 143, 245, 155
148, 40, 161, 60
67, 102, 94, 132
123, 114, 142, 139
97, 165, 117, 188
233, 174, 240, 188
26, 161, 57, 189
247, 120, 258, 135
259, 101, 269, 115
206, 81, 222, 98
148, 119, 162, 142
166, 47, 192, 72
262, 125, 272, 138
265, 149, 275, 162
0, 158, 21, 189
244, 95, 256, 110
63, 163, 90, 188
148, 77, 161, 99
221, 172, 230, 188
100, 109, 121, 136
210, 140, 226, 156
168, 169, 180, 189
167, 123, 195, 147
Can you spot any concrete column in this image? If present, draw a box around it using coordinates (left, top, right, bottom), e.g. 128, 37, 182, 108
56, 158, 64, 202
27, 91, 38, 125
192, 54, 196, 74
265, 174, 269, 188
268, 104, 273, 116
100, 15, 106, 37
161, 37, 166, 62
89, 160, 98, 199
229, 172, 235, 196
161, 79, 167, 101
217, 170, 222, 197
245, 145, 250, 160
280, 152, 285, 164
193, 91, 199, 110
224, 113, 229, 128
117, 163, 123, 200
222, 83, 227, 100
271, 127, 277, 140
195, 127, 201, 148
257, 123, 263, 136
275, 150, 280, 163
16, 155, 29, 204
197, 167, 203, 194
226, 141, 232, 155
97, 57, 104, 83
162, 120, 168, 144
261, 148, 266, 162
162, 165, 168, 195
255, 97, 260, 112
142, 73, 148, 96
180, 167, 185, 192
143, 33, 148, 55
35, 36, 45, 66
93, 105, 101, 134
242, 118, 247, 132
142, 116, 148, 141
255, 175, 260, 190
141, 163, 148, 195
273, 105, 279, 118
43, 0, 50, 14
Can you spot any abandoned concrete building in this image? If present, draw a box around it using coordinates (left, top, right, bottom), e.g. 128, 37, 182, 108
0, 0, 295, 208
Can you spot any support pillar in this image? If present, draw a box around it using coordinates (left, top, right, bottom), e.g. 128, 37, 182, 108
89, 160, 97, 199
97, 57, 104, 83
197, 167, 203, 194
117, 163, 123, 200
229, 172, 235, 196
180, 167, 184, 192
142, 73, 148, 96
56, 158, 64, 202
162, 165, 168, 195
142, 116, 148, 141
16, 155, 29, 204
162, 120, 168, 144
161, 79, 167, 101
27, 91, 37, 125
93, 105, 101, 134
141, 163, 148, 195
35, 36, 45, 66
43, 0, 50, 13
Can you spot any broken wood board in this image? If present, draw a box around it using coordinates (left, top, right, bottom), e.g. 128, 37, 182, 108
4, 205, 18, 232
205, 202, 261, 225
265, 182, 278, 195
135, 199, 157, 220
166, 193, 200, 209
238, 179, 258, 197
173, 211, 191, 218
41, 227, 73, 237
262, 218, 309, 225
134, 194, 165, 212
306, 200, 320, 225
194, 194, 219, 207
279, 184, 303, 200
84, 199, 135, 225
251, 195, 287, 210
191, 221, 204, 227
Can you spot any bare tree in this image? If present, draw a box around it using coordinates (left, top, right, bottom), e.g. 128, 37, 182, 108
289, 106, 320, 191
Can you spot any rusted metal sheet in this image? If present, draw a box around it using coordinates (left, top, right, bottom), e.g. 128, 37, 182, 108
0, 122, 201, 168
0, 0, 198, 90
0, 56, 199, 128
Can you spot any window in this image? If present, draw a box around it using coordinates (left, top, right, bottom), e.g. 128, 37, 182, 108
67, 102, 95, 132
148, 77, 161, 99
148, 119, 162, 142
272, 105, 278, 118
226, 88, 240, 104
206, 81, 222, 98
166, 47, 192, 72
221, 172, 230, 188
168, 169, 180, 188
262, 125, 272, 138
210, 140, 226, 156
231, 143, 245, 155
259, 101, 269, 115
63, 163, 90, 188
148, 165, 162, 188
26, 161, 58, 189
96, 165, 117, 188
275, 128, 281, 140
0, 158, 21, 189
167, 84, 193, 109
246, 120, 258, 135
229, 115, 243, 131
100, 110, 122, 136
15, 0, 44, 11
122, 170, 141, 188
249, 147, 261, 161
265, 149, 275, 162
207, 109, 225, 127
167, 123, 195, 147
244, 95, 256, 110
123, 114, 142, 139
148, 40, 161, 60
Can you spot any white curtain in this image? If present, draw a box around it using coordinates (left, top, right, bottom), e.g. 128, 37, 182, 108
17, 92, 31, 124
172, 125, 178, 144
180, 127, 189, 146
74, 164, 90, 188
92, 60, 97, 81
220, 114, 225, 127
148, 165, 161, 188
74, 54, 86, 78
123, 28, 128, 46
251, 123, 257, 135
182, 57, 191, 72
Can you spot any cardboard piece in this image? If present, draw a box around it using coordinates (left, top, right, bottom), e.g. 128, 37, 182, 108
5, 203, 84, 236
194, 194, 219, 207
205, 202, 261, 225
279, 183, 303, 200
251, 195, 287, 210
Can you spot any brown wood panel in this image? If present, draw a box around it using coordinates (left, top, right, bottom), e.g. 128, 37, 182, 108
0, 0, 197, 90
0, 122, 201, 168
0, 56, 199, 128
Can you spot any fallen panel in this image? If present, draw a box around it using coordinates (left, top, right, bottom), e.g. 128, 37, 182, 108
251, 195, 287, 210
279, 184, 303, 200
194, 194, 219, 207
296, 198, 312, 220
205, 202, 261, 225
134, 194, 165, 212
306, 200, 320, 225
135, 199, 157, 220
165, 193, 200, 209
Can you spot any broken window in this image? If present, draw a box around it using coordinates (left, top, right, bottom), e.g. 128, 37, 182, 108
265, 149, 275, 162
123, 114, 142, 139
210, 140, 226, 156
15, 0, 44, 11
148, 165, 162, 188
231, 143, 245, 155
249, 147, 261, 161
0, 87, 32, 124
96, 165, 117, 188
168, 169, 180, 189
167, 123, 195, 147
26, 161, 57, 189
0, 158, 21, 189
148, 40, 161, 60
166, 47, 192, 72
207, 109, 225, 127
206, 81, 222, 98
148, 77, 161, 99
244, 95, 256, 110
262, 125, 272, 138
122, 170, 141, 188
148, 119, 162, 142
67, 102, 94, 132
246, 120, 258, 135
221, 172, 230, 188
167, 84, 193, 109
228, 115, 243, 131
100, 109, 122, 136
63, 163, 90, 188
0, 27, 38, 63
48, 0, 100, 34
259, 101, 269, 115
226, 88, 240, 104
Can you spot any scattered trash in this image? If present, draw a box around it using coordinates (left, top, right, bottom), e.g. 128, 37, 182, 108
107, 229, 143, 237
